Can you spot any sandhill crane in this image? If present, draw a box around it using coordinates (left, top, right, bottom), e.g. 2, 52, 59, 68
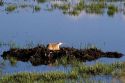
47, 42, 63, 51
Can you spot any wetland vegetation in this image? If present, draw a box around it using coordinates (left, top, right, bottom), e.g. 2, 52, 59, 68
0, 0, 125, 16
1, 0, 125, 83
0, 43, 125, 82
1, 62, 125, 83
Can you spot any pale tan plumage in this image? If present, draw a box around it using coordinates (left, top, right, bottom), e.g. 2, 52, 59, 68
47, 42, 63, 51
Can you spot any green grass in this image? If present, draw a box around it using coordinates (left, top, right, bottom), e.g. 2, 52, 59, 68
78, 62, 123, 75
0, 72, 67, 83
5, 5, 17, 12
0, 62, 125, 83
107, 5, 118, 16
53, 56, 82, 67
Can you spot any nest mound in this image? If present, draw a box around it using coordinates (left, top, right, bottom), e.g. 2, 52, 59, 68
1, 45, 123, 66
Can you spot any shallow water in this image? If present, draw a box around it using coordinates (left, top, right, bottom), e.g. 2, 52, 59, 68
0, 0, 125, 80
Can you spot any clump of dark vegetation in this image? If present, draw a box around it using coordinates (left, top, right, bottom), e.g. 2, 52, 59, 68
5, 5, 17, 12
1, 45, 123, 66
34, 5, 41, 12
37, 0, 46, 3
107, 5, 118, 16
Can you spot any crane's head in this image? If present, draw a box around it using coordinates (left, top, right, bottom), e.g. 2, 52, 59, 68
58, 42, 63, 46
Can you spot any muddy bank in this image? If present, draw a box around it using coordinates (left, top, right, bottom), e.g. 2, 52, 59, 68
1, 45, 123, 66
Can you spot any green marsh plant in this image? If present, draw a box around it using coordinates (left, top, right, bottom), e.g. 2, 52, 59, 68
0, 62, 125, 82
107, 5, 118, 16
6, 5, 17, 12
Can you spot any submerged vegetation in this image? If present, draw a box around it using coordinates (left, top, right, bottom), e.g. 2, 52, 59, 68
0, 0, 125, 16
0, 62, 125, 83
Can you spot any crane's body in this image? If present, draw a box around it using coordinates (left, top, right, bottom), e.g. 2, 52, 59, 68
47, 42, 63, 51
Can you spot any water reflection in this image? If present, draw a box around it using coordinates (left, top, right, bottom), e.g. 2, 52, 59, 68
0, 0, 125, 16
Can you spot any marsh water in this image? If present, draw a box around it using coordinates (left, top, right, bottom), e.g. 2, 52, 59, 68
0, 0, 125, 82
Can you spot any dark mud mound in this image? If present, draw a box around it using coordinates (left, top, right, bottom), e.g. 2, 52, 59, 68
1, 45, 123, 66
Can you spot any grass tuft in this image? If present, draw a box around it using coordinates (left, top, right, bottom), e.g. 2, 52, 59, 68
6, 5, 17, 12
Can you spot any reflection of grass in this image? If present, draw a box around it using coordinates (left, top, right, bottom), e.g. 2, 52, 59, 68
6, 5, 17, 12
1, 62, 125, 82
